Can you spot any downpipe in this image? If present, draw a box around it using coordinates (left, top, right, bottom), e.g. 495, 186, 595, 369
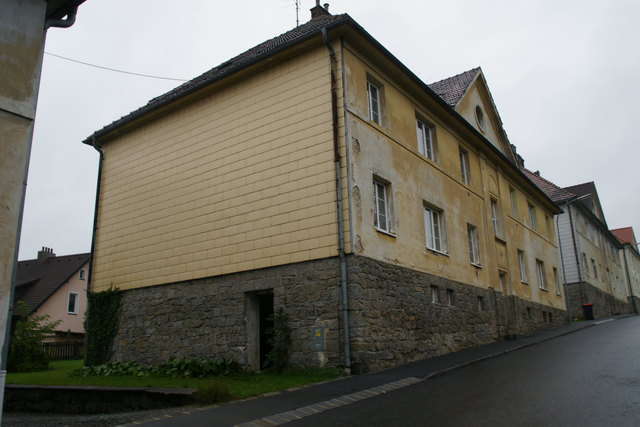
322, 27, 351, 372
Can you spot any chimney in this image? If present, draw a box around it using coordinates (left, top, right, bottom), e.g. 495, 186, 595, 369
310, 0, 331, 19
37, 246, 55, 263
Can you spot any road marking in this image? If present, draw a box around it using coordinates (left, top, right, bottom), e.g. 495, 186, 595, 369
594, 318, 615, 325
234, 377, 422, 427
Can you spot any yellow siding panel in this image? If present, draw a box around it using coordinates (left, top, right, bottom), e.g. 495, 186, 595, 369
92, 46, 342, 292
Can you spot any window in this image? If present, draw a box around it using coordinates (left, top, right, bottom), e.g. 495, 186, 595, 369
446, 289, 455, 306
518, 249, 528, 283
424, 205, 445, 253
374, 179, 392, 233
545, 215, 554, 240
467, 224, 481, 266
477, 296, 484, 312
459, 148, 470, 185
79, 268, 86, 280
536, 259, 547, 290
67, 292, 78, 314
528, 203, 537, 230
416, 118, 435, 160
431, 285, 439, 304
509, 187, 518, 216
591, 259, 598, 279
367, 80, 381, 124
475, 105, 486, 131
582, 253, 589, 278
553, 267, 561, 295
490, 199, 503, 237
498, 270, 508, 293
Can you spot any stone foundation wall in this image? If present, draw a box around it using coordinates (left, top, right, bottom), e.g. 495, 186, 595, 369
109, 255, 567, 373
565, 281, 633, 320
110, 257, 345, 368
346, 256, 566, 372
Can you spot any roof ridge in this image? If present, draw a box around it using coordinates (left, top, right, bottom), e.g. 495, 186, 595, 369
19, 252, 90, 264
429, 66, 481, 86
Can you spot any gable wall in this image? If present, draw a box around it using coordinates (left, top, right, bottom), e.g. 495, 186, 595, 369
92, 45, 344, 291
455, 82, 503, 153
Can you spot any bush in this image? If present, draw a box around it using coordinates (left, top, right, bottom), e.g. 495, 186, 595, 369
153, 357, 242, 378
73, 357, 242, 378
8, 301, 61, 372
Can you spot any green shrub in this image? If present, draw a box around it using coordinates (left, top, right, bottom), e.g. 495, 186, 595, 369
73, 357, 242, 378
7, 301, 61, 372
153, 357, 242, 378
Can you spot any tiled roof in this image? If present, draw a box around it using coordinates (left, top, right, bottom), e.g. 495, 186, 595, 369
15, 252, 90, 315
611, 227, 637, 245
83, 13, 350, 144
520, 168, 576, 203
428, 67, 481, 107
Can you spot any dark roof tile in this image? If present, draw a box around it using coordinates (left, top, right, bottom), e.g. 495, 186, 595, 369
84, 14, 350, 144
428, 67, 481, 107
520, 168, 576, 203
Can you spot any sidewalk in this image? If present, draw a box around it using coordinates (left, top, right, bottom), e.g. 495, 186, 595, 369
129, 318, 609, 427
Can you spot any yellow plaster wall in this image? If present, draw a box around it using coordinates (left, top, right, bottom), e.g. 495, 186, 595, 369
573, 209, 627, 301
92, 45, 345, 291
344, 46, 565, 310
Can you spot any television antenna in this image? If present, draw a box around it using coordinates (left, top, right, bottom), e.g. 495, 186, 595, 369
295, 0, 301, 27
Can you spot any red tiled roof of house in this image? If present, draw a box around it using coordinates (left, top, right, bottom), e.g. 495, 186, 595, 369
15, 252, 90, 315
520, 168, 576, 203
428, 67, 481, 107
611, 227, 637, 245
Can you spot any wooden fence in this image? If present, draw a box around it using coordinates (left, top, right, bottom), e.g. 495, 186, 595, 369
41, 341, 84, 360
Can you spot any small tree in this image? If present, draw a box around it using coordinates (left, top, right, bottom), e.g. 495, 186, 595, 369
265, 307, 292, 373
8, 301, 61, 372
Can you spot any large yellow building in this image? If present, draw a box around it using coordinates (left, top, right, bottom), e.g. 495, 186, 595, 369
85, 3, 566, 372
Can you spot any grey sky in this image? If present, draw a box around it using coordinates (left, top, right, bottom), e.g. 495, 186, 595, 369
19, 0, 640, 259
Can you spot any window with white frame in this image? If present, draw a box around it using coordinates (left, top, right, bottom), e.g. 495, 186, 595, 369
68, 292, 78, 314
490, 198, 503, 237
431, 285, 439, 304
367, 80, 381, 124
373, 179, 392, 233
528, 203, 537, 230
459, 148, 470, 185
79, 268, 86, 280
416, 118, 435, 161
518, 249, 528, 283
553, 267, 561, 295
467, 224, 481, 266
536, 259, 547, 290
510, 187, 518, 216
580, 253, 587, 277
446, 289, 455, 306
591, 258, 598, 279
424, 205, 445, 253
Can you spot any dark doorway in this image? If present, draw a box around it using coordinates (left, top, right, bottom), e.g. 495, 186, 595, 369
258, 292, 274, 370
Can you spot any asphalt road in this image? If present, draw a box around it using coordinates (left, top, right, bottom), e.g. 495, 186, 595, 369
289, 316, 640, 427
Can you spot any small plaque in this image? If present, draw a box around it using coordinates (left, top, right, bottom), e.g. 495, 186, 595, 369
311, 326, 325, 351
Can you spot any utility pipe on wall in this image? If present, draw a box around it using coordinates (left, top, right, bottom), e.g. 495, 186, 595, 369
321, 27, 351, 372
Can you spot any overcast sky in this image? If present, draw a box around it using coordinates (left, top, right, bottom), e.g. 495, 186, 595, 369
19, 0, 640, 259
